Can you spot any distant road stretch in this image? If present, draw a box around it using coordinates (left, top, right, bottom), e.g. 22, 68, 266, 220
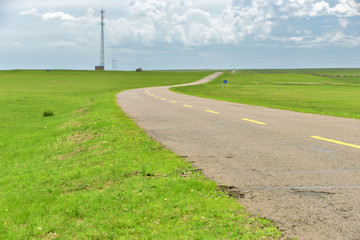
117, 72, 360, 239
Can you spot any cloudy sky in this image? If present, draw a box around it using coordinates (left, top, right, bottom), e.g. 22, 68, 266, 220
0, 0, 359, 70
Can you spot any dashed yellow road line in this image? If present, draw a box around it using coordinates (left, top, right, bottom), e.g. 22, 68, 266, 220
311, 136, 360, 149
170, 101, 177, 103
155, 96, 159, 99
184, 104, 193, 108
161, 98, 166, 101
241, 118, 267, 125
206, 110, 219, 114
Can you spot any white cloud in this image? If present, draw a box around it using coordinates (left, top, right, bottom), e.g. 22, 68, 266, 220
19, 8, 38, 16
289, 36, 304, 42
50, 41, 78, 49
329, 0, 360, 17
20, 8, 86, 21
41, 11, 85, 21
18, 0, 360, 48
307, 0, 360, 17
338, 18, 348, 28
1, 41, 23, 48
310, 1, 330, 17
326, 32, 360, 47
300, 31, 360, 47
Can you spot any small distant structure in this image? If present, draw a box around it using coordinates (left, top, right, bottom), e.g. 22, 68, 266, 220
95, 66, 104, 71
136, 68, 143, 72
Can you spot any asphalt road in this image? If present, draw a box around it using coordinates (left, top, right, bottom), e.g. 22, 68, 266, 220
117, 72, 360, 239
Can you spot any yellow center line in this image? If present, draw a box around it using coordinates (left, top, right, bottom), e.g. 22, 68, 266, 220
155, 96, 159, 99
145, 89, 151, 95
241, 118, 267, 125
206, 110, 219, 114
170, 101, 177, 103
311, 136, 360, 149
161, 98, 166, 101
184, 104, 193, 108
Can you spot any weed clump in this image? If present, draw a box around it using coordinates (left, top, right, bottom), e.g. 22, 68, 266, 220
43, 111, 54, 117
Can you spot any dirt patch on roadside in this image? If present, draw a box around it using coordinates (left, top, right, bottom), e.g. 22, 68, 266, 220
60, 120, 82, 129
218, 185, 245, 199
67, 131, 97, 144
58, 145, 98, 160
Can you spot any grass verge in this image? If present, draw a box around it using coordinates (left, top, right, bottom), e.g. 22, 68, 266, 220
0, 70, 282, 239
172, 69, 360, 119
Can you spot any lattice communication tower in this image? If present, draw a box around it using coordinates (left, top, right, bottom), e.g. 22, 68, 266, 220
100, 9, 105, 67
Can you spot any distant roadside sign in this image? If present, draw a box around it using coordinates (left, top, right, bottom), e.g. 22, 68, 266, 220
222, 80, 228, 89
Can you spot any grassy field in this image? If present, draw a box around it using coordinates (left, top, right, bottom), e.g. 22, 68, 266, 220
172, 69, 360, 119
0, 70, 281, 239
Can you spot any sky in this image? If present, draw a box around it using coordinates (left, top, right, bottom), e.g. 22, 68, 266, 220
0, 0, 359, 70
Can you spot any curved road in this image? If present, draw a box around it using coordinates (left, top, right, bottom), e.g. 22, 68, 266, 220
117, 72, 360, 239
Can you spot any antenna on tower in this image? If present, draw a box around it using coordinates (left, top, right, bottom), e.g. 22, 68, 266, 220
100, 9, 105, 68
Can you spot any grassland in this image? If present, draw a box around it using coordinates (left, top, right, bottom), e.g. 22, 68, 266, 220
172, 69, 360, 119
0, 70, 281, 239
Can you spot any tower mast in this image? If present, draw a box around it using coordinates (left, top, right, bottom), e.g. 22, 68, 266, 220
100, 9, 105, 67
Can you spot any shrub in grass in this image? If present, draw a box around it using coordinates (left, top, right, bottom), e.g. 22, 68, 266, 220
43, 110, 54, 117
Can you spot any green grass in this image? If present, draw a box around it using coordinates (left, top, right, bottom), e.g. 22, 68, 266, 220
172, 69, 360, 119
0, 70, 281, 239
